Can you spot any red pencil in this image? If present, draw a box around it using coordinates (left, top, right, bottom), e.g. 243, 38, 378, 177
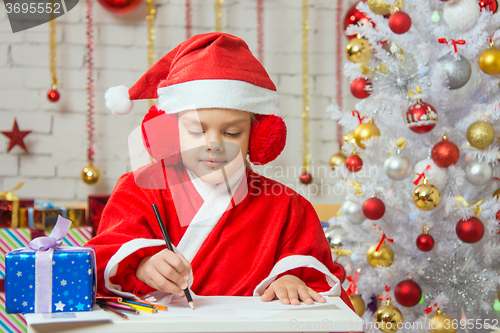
97, 296, 123, 303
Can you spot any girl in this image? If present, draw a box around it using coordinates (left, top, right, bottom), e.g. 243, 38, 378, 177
86, 32, 353, 309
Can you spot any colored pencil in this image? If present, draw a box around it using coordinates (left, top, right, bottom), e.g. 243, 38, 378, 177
121, 300, 158, 310
132, 299, 168, 311
152, 203, 194, 310
97, 296, 122, 303
96, 301, 139, 315
125, 303, 158, 314
99, 303, 128, 320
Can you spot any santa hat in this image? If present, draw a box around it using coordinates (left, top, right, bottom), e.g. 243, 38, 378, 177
105, 32, 280, 116
105, 32, 286, 165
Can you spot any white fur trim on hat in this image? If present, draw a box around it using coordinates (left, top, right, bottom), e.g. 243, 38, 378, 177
156, 79, 280, 115
105, 85, 134, 115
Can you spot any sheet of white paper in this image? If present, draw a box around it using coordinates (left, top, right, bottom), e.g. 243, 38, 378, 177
152, 295, 341, 319
24, 305, 112, 325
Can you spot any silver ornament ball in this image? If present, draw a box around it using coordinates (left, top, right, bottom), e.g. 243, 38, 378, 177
465, 159, 492, 186
438, 53, 471, 90
340, 200, 365, 225
383, 152, 411, 181
325, 226, 345, 249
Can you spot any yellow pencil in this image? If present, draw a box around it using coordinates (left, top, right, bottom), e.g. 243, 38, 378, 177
120, 302, 158, 313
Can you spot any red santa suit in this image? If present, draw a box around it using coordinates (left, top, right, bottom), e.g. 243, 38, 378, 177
86, 160, 353, 310
92, 31, 354, 311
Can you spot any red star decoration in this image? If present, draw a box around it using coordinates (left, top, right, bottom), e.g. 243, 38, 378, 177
1, 118, 31, 153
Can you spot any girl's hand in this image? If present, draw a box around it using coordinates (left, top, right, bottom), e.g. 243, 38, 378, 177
260, 274, 326, 305
136, 249, 192, 296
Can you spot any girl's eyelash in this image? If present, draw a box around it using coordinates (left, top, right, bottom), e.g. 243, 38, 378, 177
225, 132, 241, 137
187, 130, 241, 138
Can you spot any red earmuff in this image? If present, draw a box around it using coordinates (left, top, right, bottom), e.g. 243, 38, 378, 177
141, 106, 287, 166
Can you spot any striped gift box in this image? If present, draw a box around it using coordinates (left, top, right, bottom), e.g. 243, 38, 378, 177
0, 292, 27, 333
0, 229, 31, 279
59, 226, 93, 247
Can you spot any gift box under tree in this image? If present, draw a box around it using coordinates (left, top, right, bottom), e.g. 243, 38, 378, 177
5, 216, 96, 314
18, 202, 86, 231
0, 183, 34, 228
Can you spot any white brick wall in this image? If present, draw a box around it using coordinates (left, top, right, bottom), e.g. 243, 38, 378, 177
0, 0, 358, 204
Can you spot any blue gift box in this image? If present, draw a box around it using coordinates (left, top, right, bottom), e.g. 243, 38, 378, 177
4, 216, 96, 314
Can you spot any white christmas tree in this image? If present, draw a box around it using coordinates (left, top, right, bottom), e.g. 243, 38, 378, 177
327, 0, 500, 332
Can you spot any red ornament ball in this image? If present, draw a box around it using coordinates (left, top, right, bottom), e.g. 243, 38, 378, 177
406, 101, 437, 134
456, 217, 485, 243
47, 89, 60, 102
496, 210, 500, 221
394, 280, 422, 307
346, 155, 363, 172
416, 233, 435, 251
389, 11, 412, 34
97, 0, 143, 14
431, 139, 460, 168
344, 0, 371, 39
478, 0, 498, 12
362, 197, 385, 220
350, 78, 372, 99
299, 172, 313, 184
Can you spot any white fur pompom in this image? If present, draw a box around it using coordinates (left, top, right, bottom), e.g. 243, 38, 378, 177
104, 85, 134, 115
443, 0, 480, 32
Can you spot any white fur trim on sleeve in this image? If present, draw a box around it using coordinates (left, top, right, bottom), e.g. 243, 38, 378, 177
252, 255, 341, 297
105, 85, 134, 115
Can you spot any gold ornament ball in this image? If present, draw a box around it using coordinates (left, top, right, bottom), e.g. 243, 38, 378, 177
346, 37, 372, 64
344, 131, 355, 144
429, 310, 456, 333
330, 152, 347, 171
81, 164, 101, 185
367, 0, 403, 15
354, 121, 380, 149
478, 48, 500, 75
493, 189, 500, 200
413, 182, 441, 211
466, 121, 495, 149
367, 242, 394, 267
349, 294, 366, 317
374, 300, 403, 333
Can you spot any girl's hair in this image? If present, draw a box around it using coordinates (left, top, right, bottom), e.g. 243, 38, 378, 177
244, 113, 256, 171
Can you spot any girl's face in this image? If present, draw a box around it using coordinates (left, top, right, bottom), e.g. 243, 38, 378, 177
178, 108, 252, 183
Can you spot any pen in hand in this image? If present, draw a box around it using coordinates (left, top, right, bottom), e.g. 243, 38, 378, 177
152, 203, 195, 310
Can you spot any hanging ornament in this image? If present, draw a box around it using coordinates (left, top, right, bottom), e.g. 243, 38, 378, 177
340, 200, 366, 224
335, 0, 344, 147
478, 0, 498, 12
367, 231, 394, 267
47, 9, 60, 103
384, 150, 411, 180
350, 77, 372, 99
349, 294, 366, 317
344, 0, 371, 39
353, 118, 381, 149
346, 35, 372, 68
186, 0, 192, 39
367, 0, 402, 15
443, 0, 480, 31
437, 39, 471, 89
413, 157, 448, 191
456, 216, 485, 243
374, 298, 403, 333
431, 3, 441, 22
478, 43, 500, 75
97, 0, 143, 14
466, 120, 495, 149
406, 102, 438, 134
413, 178, 441, 211
465, 159, 492, 186
301, 0, 312, 183
299, 172, 313, 184
346, 153, 363, 172
429, 309, 457, 333
416, 227, 435, 251
330, 152, 347, 171
346, 269, 365, 317
431, 135, 460, 168
325, 225, 345, 249
81, 0, 100, 186
1, 118, 31, 153
344, 130, 356, 145
389, 8, 411, 34
363, 197, 385, 220
215, 0, 223, 32
394, 279, 422, 307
